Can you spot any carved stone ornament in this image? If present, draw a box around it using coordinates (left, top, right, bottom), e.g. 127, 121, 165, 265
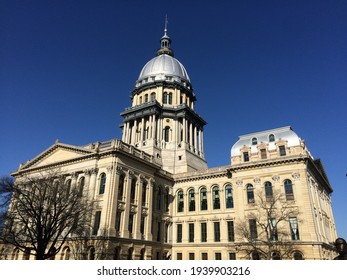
106, 166, 113, 173
142, 208, 148, 216
90, 168, 99, 175
253, 177, 261, 185
292, 172, 301, 181
130, 205, 137, 214
272, 175, 280, 182
236, 180, 243, 187
83, 169, 92, 176
117, 202, 125, 211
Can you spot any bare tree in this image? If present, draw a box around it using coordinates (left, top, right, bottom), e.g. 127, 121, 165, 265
0, 170, 93, 260
0, 176, 15, 228
235, 189, 301, 260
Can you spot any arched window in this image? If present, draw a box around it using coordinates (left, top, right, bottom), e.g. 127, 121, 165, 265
252, 137, 258, 145
200, 187, 208, 211
272, 251, 281, 260
225, 184, 234, 208
246, 184, 255, 204
127, 248, 133, 260
130, 178, 136, 204
78, 176, 85, 196
251, 251, 260, 260
142, 181, 147, 206
164, 126, 170, 142
114, 247, 121, 260
168, 93, 172, 104
269, 134, 275, 142
89, 247, 95, 260
284, 179, 294, 200
264, 181, 273, 201
118, 174, 125, 200
163, 92, 168, 104
62, 247, 70, 260
65, 179, 71, 196
188, 189, 195, 211
293, 251, 303, 260
151, 92, 156, 101
144, 94, 148, 103
140, 248, 145, 260
212, 186, 220, 210
139, 96, 142, 104
177, 190, 184, 212
99, 173, 106, 194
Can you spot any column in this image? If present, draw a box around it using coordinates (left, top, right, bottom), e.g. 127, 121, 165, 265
148, 115, 153, 139
189, 121, 193, 147
194, 125, 197, 152
141, 118, 145, 142
121, 171, 132, 238
145, 179, 154, 241
88, 168, 98, 200
131, 120, 137, 145
152, 114, 157, 141
134, 176, 144, 239
182, 118, 186, 143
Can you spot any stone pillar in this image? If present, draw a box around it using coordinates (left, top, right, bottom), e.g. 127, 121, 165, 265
148, 115, 152, 139
104, 165, 115, 235
121, 171, 132, 238
189, 121, 193, 147
182, 118, 186, 143
131, 120, 137, 145
134, 176, 144, 239
152, 114, 157, 141
88, 168, 99, 200
194, 125, 197, 152
141, 118, 145, 142
145, 179, 154, 241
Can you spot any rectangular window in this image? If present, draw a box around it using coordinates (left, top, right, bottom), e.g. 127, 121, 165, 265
215, 252, 222, 260
201, 253, 208, 260
201, 222, 207, 242
189, 223, 195, 243
260, 148, 267, 159
189, 253, 195, 260
177, 224, 182, 243
243, 152, 249, 162
92, 211, 101, 235
140, 216, 145, 235
269, 218, 278, 241
279, 145, 286, 156
115, 211, 122, 232
176, 253, 182, 260
249, 219, 258, 239
128, 213, 134, 234
289, 217, 300, 240
157, 222, 161, 242
227, 221, 235, 242
214, 222, 220, 242
229, 252, 236, 260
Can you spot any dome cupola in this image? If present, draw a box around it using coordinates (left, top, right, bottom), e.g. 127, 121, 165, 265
135, 17, 192, 91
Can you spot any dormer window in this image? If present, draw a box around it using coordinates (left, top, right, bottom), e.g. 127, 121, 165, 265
279, 145, 286, 156
269, 134, 275, 142
243, 152, 249, 162
252, 137, 258, 145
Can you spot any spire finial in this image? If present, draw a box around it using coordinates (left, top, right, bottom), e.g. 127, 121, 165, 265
164, 15, 168, 36
157, 15, 174, 57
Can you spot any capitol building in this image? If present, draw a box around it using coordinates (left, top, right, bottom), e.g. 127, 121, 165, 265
5, 25, 337, 260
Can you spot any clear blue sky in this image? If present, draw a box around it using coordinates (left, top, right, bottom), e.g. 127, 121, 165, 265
1, 0, 346, 239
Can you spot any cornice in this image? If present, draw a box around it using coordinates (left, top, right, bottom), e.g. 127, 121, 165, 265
228, 155, 307, 173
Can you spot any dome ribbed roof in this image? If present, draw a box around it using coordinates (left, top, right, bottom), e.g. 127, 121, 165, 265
138, 54, 190, 82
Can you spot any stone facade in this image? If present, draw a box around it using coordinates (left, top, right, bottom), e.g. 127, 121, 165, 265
1, 26, 337, 260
